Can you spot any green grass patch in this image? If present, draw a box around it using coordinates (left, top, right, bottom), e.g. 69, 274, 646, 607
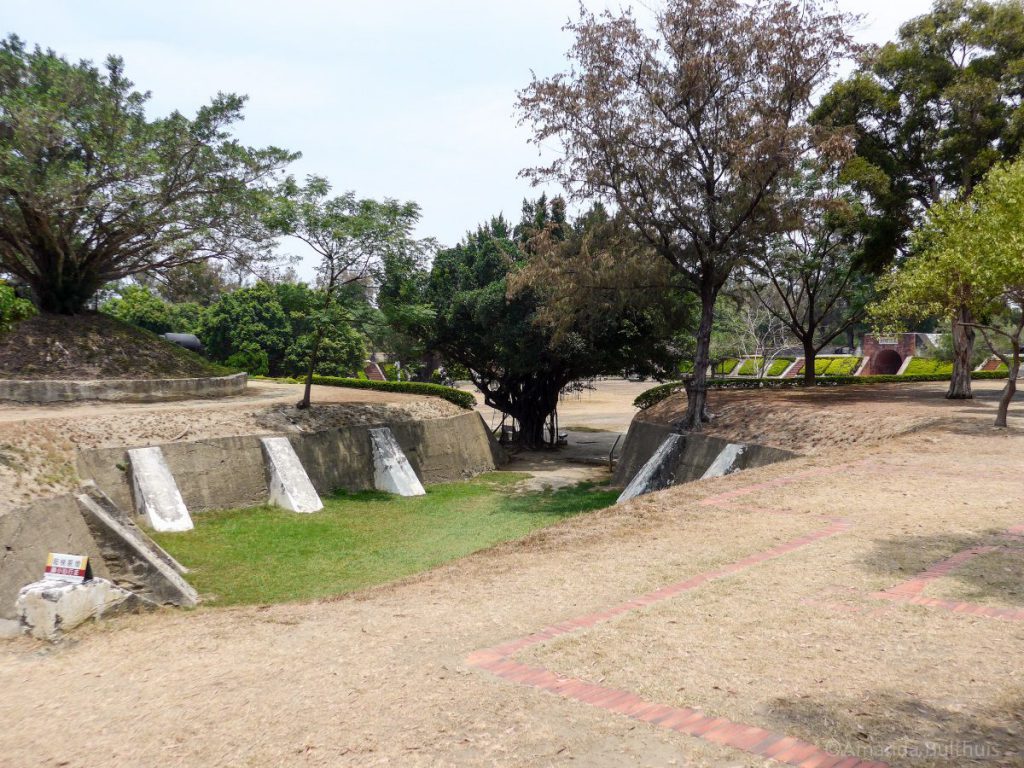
152, 473, 618, 606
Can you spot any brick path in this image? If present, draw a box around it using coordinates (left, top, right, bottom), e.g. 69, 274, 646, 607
466, 490, 881, 768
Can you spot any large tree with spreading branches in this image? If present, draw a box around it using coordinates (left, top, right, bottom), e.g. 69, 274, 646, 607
0, 36, 295, 314
811, 0, 1024, 398
517, 0, 857, 429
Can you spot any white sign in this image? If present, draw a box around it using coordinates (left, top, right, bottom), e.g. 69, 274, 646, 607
44, 552, 93, 584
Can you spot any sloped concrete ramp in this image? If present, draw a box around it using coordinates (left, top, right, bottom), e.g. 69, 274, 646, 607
369, 427, 426, 496
127, 447, 193, 532
617, 433, 684, 503
260, 437, 323, 513
700, 443, 746, 479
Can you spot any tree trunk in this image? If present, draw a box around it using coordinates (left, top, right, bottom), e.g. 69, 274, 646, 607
682, 285, 717, 431
801, 337, 817, 385
948, 306, 975, 399
30, 267, 101, 315
297, 330, 324, 410
994, 348, 1020, 429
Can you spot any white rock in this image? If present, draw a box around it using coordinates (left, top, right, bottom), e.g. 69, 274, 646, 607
128, 446, 193, 532
260, 436, 323, 513
16, 579, 145, 641
369, 428, 426, 497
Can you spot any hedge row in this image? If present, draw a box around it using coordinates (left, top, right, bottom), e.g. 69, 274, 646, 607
737, 357, 795, 377
633, 370, 1010, 410
903, 358, 954, 375
815, 356, 861, 376
259, 375, 476, 409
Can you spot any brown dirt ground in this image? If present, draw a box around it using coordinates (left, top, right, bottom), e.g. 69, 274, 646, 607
0, 380, 461, 512
0, 381, 1022, 767
0, 312, 226, 380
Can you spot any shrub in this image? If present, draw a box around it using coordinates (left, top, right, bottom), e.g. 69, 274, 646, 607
712, 358, 739, 376
737, 357, 794, 376
904, 357, 954, 375
813, 356, 861, 376
0, 283, 35, 335
308, 375, 476, 409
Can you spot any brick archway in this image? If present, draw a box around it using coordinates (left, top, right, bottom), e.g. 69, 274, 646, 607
874, 349, 902, 375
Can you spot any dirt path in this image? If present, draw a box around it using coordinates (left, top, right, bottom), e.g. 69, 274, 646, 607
1, 384, 1022, 767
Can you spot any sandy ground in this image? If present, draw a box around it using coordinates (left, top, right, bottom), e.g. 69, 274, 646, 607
0, 380, 460, 512
1, 382, 1022, 766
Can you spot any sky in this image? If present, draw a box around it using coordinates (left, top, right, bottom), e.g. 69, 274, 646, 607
4, 0, 934, 278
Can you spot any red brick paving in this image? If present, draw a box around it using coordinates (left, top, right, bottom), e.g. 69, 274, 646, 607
465, 513, 877, 766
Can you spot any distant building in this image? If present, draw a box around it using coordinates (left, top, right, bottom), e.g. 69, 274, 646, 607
861, 333, 939, 375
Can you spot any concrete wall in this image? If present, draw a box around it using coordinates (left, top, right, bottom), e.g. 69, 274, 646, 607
612, 419, 796, 489
77, 411, 508, 514
0, 495, 111, 621
0, 372, 247, 404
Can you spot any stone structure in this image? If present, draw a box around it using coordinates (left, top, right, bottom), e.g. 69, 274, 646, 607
617, 434, 684, 503
700, 443, 746, 479
16, 578, 152, 641
613, 420, 796, 491
369, 427, 427, 496
260, 437, 324, 513
127, 447, 194, 532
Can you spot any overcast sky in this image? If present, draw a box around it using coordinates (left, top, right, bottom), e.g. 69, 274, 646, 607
6, 0, 934, 277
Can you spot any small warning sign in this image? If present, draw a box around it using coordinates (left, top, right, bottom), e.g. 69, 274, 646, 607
44, 552, 93, 584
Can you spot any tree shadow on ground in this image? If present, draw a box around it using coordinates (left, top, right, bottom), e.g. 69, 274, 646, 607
768, 690, 1024, 767
864, 532, 1024, 607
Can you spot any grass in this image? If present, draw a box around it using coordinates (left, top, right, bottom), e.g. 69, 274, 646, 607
152, 473, 618, 606
904, 357, 954, 375
736, 357, 794, 377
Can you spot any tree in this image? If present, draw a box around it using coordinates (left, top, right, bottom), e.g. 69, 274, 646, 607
198, 283, 291, 376
0, 36, 295, 314
745, 163, 874, 383
429, 202, 681, 448
811, 0, 1024, 397
873, 159, 1024, 427
517, 0, 856, 429
271, 177, 432, 409
100, 284, 202, 335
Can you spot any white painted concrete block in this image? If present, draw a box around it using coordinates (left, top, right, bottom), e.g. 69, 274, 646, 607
700, 443, 746, 480
16, 578, 142, 641
369, 428, 426, 497
618, 434, 684, 503
127, 446, 193, 532
260, 437, 323, 513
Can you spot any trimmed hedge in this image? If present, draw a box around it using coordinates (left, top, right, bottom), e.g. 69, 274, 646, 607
904, 358, 954, 375
258, 374, 476, 409
814, 356, 862, 376
712, 358, 740, 376
633, 369, 1010, 410
737, 357, 795, 377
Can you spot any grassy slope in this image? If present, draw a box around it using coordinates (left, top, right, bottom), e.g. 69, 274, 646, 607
0, 312, 232, 380
153, 473, 618, 606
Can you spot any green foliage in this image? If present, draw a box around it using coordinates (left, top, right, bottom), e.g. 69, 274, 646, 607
903, 357, 954, 375
811, 0, 1024, 264
712, 358, 739, 376
0, 36, 295, 313
737, 357, 794, 376
308, 375, 476, 410
0, 282, 35, 334
224, 343, 269, 377
152, 475, 617, 605
283, 326, 365, 378
814, 356, 861, 376
101, 285, 202, 335
199, 283, 291, 374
